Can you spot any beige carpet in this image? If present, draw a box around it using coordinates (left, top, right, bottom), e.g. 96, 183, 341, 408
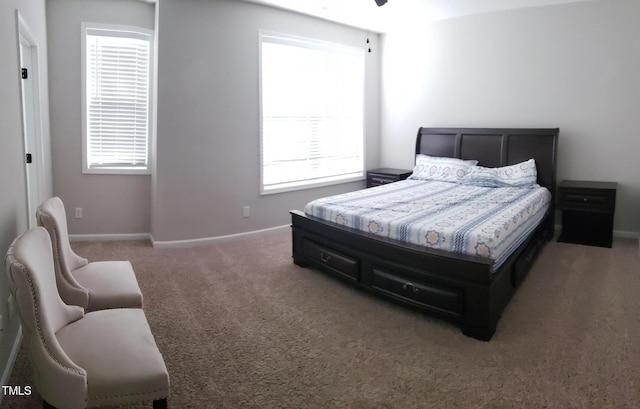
4, 232, 640, 409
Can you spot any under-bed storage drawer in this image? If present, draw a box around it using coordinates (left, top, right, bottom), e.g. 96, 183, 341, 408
302, 239, 359, 281
513, 237, 543, 286
371, 268, 462, 316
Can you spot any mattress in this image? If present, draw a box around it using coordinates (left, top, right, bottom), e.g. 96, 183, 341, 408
304, 179, 551, 271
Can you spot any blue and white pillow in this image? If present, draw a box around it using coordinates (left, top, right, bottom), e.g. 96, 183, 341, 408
460, 159, 538, 188
408, 154, 478, 183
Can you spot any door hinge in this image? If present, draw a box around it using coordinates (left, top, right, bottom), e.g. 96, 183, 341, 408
26, 153, 32, 164
21, 68, 28, 79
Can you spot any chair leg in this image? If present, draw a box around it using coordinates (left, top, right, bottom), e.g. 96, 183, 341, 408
153, 398, 168, 409
43, 401, 56, 409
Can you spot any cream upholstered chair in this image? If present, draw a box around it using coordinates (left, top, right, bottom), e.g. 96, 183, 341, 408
6, 227, 169, 409
36, 197, 143, 310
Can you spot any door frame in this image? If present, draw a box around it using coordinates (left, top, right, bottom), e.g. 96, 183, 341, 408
16, 10, 44, 228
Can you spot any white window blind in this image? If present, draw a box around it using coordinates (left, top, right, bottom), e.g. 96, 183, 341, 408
83, 25, 152, 173
260, 32, 365, 193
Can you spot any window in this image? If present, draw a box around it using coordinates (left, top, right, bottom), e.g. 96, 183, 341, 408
259, 31, 365, 194
82, 24, 153, 174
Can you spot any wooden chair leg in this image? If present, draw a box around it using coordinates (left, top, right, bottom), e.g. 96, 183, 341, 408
153, 398, 168, 409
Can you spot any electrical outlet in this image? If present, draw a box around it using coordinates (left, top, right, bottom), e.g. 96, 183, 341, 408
75, 207, 83, 219
242, 206, 250, 218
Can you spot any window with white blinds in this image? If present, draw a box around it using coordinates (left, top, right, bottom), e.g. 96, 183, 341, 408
259, 31, 365, 194
82, 24, 153, 174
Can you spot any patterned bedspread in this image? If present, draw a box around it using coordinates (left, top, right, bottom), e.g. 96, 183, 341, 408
304, 179, 551, 271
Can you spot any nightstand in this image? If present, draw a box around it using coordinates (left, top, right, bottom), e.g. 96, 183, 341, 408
557, 180, 617, 248
366, 168, 412, 188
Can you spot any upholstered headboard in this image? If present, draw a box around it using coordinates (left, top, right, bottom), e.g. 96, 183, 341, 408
415, 127, 559, 196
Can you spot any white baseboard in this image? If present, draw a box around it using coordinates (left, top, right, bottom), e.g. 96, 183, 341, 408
151, 224, 290, 249
67, 226, 291, 248
613, 229, 640, 239
68, 233, 151, 242
0, 325, 22, 406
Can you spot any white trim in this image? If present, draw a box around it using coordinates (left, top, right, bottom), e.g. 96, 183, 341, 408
613, 229, 639, 239
16, 11, 45, 228
0, 325, 23, 406
151, 225, 290, 248
68, 233, 151, 242
81, 22, 154, 175
261, 174, 365, 195
67, 225, 291, 247
260, 30, 366, 55
258, 30, 366, 195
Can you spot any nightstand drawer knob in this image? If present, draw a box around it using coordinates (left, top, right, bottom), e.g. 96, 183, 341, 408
320, 252, 332, 263
402, 283, 420, 294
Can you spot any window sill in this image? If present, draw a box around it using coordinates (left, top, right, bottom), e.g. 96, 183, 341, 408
83, 168, 152, 176
261, 174, 364, 195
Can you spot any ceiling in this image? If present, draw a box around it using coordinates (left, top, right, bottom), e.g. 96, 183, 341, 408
241, 0, 591, 33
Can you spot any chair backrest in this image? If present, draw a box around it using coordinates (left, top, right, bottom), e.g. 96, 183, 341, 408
36, 196, 90, 308
5, 227, 87, 407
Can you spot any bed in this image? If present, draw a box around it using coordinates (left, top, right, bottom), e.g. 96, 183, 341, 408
290, 127, 559, 340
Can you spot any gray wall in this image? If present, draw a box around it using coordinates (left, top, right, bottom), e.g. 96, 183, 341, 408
46, 0, 380, 243
0, 0, 52, 389
381, 0, 640, 234
151, 0, 381, 242
46, 0, 155, 236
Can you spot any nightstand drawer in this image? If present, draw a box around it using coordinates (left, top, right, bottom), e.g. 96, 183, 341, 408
366, 168, 412, 188
557, 190, 615, 212
368, 175, 397, 185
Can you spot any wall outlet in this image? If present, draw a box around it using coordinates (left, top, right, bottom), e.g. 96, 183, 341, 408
242, 206, 250, 218
74, 207, 83, 219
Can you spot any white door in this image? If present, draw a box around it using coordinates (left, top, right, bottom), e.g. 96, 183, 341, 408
17, 12, 43, 228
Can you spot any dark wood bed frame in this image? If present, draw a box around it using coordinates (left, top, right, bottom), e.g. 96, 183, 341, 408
291, 127, 559, 340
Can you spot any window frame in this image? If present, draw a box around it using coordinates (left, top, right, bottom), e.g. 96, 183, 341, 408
81, 22, 154, 175
258, 30, 366, 195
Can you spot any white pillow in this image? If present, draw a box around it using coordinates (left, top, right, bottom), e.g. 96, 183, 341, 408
460, 159, 538, 188
408, 154, 478, 183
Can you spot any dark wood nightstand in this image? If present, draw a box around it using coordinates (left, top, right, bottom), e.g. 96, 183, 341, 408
366, 168, 412, 188
557, 180, 617, 248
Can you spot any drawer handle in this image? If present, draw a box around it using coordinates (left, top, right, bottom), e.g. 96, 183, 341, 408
371, 177, 390, 184
566, 194, 605, 204
320, 252, 332, 263
402, 283, 420, 294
